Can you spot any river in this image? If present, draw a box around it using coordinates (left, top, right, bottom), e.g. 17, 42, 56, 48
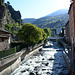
10, 41, 68, 75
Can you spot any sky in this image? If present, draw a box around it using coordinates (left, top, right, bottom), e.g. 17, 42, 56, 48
5, 0, 70, 19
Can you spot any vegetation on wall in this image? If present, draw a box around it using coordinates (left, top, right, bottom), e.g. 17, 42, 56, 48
5, 23, 21, 34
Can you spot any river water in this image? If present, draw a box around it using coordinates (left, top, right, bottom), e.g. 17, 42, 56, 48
11, 41, 68, 75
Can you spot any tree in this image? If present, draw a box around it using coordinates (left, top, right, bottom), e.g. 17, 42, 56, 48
17, 23, 47, 45
5, 24, 12, 31
43, 28, 51, 37
5, 23, 20, 33
7, 1, 10, 5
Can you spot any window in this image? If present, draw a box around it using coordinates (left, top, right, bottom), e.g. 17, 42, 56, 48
2, 38, 4, 41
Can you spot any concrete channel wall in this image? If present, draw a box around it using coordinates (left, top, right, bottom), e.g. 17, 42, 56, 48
0, 43, 43, 75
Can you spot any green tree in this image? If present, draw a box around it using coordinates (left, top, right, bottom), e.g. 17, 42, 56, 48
43, 28, 51, 37
5, 23, 20, 34
5, 24, 12, 31
17, 23, 47, 45
7, 1, 10, 5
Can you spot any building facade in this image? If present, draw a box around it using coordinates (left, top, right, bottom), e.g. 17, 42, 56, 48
68, 0, 75, 74
65, 21, 70, 42
0, 28, 10, 51
51, 28, 56, 37
69, 0, 75, 45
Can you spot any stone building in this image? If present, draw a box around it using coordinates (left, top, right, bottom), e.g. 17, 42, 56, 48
65, 21, 70, 42
69, 0, 75, 45
67, 0, 75, 74
0, 28, 10, 51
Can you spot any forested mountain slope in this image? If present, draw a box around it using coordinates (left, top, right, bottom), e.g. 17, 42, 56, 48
23, 9, 69, 28
23, 18, 36, 24
33, 13, 69, 28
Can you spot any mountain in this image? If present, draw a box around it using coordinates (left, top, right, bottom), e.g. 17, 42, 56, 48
5, 4, 24, 25
32, 9, 69, 28
0, 1, 24, 28
46, 9, 68, 17
23, 9, 69, 28
0, 0, 6, 28
32, 13, 69, 28
23, 9, 69, 29
23, 18, 36, 24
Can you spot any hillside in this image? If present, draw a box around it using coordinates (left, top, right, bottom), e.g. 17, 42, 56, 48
46, 9, 68, 17
23, 9, 69, 28
23, 18, 36, 24
5, 4, 24, 25
33, 13, 69, 28
0, 1, 24, 29
0, 0, 6, 28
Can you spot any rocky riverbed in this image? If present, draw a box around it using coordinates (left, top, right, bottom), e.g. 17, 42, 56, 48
11, 41, 68, 75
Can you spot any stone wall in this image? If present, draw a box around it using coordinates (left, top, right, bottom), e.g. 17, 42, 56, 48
65, 21, 70, 42
0, 44, 43, 75
0, 37, 10, 51
69, 4, 74, 44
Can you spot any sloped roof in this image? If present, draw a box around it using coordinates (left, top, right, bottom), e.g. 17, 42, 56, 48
0, 28, 10, 34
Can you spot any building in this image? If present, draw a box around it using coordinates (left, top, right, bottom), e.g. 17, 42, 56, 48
0, 28, 10, 51
51, 28, 56, 37
66, 0, 75, 74
0, 0, 6, 28
65, 21, 70, 42
56, 28, 62, 35
69, 0, 75, 45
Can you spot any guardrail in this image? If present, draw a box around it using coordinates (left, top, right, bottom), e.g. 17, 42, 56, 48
0, 43, 44, 60
0, 47, 16, 59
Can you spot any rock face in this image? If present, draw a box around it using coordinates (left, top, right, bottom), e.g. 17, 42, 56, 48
0, 0, 6, 28
6, 4, 23, 24
0, 0, 4, 3
0, 0, 23, 29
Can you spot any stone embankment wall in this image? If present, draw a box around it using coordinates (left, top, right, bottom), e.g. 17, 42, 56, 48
58, 40, 72, 74
0, 43, 43, 75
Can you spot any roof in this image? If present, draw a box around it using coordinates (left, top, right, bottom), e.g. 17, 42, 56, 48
0, 28, 10, 34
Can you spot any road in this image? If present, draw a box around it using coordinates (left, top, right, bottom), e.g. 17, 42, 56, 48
11, 41, 68, 75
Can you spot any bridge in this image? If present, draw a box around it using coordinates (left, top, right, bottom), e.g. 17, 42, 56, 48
47, 37, 64, 40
